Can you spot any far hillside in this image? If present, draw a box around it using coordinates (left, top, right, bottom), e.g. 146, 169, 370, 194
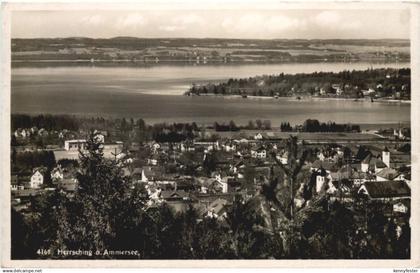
11, 37, 410, 64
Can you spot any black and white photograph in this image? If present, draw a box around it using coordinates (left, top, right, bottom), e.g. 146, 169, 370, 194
1, 0, 419, 267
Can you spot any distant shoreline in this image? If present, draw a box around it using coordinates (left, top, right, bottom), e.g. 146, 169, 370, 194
11, 59, 411, 68
184, 93, 411, 104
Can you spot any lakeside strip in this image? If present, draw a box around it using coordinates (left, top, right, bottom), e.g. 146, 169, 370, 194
184, 93, 411, 104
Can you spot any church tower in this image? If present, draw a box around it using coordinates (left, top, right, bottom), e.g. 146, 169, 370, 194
382, 146, 390, 168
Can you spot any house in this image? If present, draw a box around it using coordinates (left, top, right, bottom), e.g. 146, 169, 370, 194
376, 167, 400, 182
315, 169, 328, 193
361, 154, 371, 172
382, 147, 391, 167
203, 198, 229, 220
136, 167, 159, 182
64, 139, 87, 151
58, 178, 78, 192
231, 160, 246, 174
11, 175, 24, 191
393, 201, 409, 214
11, 175, 18, 191
362, 88, 376, 97
209, 173, 230, 193
317, 151, 327, 161
340, 164, 354, 179
358, 181, 410, 201
332, 84, 343, 96
30, 169, 44, 189
218, 177, 230, 193
350, 171, 374, 187
50, 166, 64, 183
360, 153, 387, 173
14, 128, 30, 139
161, 190, 190, 201
310, 160, 338, 173
254, 133, 264, 140
131, 168, 143, 182
251, 146, 266, 159
92, 132, 105, 144
374, 159, 387, 173
151, 142, 161, 152
147, 156, 158, 166
223, 141, 236, 152
276, 150, 288, 164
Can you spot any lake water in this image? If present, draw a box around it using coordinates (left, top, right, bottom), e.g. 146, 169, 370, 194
11, 62, 410, 127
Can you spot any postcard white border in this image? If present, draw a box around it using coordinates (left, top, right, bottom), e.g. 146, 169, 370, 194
1, 0, 419, 268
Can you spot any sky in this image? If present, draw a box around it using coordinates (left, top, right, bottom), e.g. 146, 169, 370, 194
11, 9, 410, 39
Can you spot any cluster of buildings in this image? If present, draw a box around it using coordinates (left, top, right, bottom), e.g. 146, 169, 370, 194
11, 129, 411, 223
316, 81, 409, 100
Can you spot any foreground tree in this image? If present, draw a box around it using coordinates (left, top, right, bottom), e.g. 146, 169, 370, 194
53, 131, 147, 258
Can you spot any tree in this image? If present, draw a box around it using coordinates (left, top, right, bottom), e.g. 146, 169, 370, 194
256, 119, 263, 130
247, 120, 255, 130
250, 136, 314, 258
54, 131, 146, 257
263, 120, 271, 130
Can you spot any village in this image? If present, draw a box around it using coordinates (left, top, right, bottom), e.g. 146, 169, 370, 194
11, 119, 411, 234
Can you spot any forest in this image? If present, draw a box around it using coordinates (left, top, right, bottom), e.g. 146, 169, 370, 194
186, 68, 411, 99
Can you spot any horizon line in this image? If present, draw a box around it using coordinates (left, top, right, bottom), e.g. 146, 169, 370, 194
11, 36, 411, 41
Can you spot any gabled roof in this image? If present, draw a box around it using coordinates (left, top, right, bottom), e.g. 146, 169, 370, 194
361, 181, 410, 199
350, 171, 369, 180
339, 164, 353, 174
31, 169, 45, 176
252, 146, 266, 152
362, 154, 372, 164
376, 167, 400, 180
207, 198, 229, 215
375, 159, 387, 169
131, 168, 143, 176
161, 190, 188, 200
311, 160, 337, 171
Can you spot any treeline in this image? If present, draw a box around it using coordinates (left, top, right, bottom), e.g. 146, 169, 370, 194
187, 68, 410, 98
213, 121, 240, 132
302, 119, 360, 133
280, 122, 293, 132
12, 150, 56, 173
12, 114, 79, 131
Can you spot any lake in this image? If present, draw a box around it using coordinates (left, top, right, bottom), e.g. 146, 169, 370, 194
11, 62, 410, 127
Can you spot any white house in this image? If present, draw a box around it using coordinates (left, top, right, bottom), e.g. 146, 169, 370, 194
251, 147, 266, 159
141, 169, 149, 182
147, 158, 158, 166
254, 133, 264, 140
30, 170, 44, 189
151, 142, 161, 152
64, 139, 87, 151
50, 167, 64, 182
361, 154, 371, 173
276, 150, 288, 164
393, 202, 409, 214
223, 142, 236, 152
93, 133, 105, 144
316, 175, 326, 193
